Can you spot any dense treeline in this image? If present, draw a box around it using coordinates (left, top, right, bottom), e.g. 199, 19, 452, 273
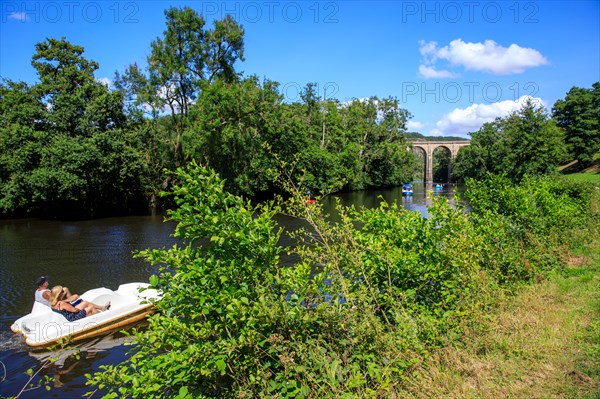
452, 85, 600, 182
405, 132, 468, 141
0, 39, 148, 218
1, 5, 597, 218
0, 7, 416, 219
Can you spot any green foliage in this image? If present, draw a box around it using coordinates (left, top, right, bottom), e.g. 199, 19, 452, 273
183, 82, 417, 197
86, 163, 490, 398
294, 196, 483, 326
183, 76, 282, 196
84, 162, 597, 398
453, 100, 567, 182
0, 39, 146, 218
2, 11, 420, 218
31, 38, 126, 137
405, 132, 468, 142
114, 6, 245, 171
552, 82, 600, 166
467, 174, 591, 238
281, 95, 417, 194
432, 148, 451, 183
87, 162, 285, 398
465, 173, 593, 283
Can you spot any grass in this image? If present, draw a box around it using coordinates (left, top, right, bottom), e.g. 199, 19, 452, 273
562, 172, 600, 186
393, 216, 600, 398
560, 159, 600, 187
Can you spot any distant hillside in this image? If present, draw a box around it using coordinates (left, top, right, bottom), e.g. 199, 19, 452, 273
405, 132, 469, 141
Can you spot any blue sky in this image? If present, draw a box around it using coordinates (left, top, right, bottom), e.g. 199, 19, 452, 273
1, 1, 599, 138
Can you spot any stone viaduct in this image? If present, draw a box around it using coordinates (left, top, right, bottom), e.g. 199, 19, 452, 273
409, 141, 470, 183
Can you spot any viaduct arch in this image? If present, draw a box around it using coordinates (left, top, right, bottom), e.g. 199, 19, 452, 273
410, 141, 470, 183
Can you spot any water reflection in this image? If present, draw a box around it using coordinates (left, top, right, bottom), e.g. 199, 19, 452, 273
1, 324, 142, 398
322, 182, 462, 220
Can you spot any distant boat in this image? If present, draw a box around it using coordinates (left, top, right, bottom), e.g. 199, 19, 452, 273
434, 183, 443, 190
11, 282, 160, 347
402, 183, 413, 195
305, 190, 315, 204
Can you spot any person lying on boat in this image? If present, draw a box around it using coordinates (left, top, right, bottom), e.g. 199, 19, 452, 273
49, 285, 110, 322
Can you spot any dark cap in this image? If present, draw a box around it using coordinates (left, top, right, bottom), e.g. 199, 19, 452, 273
35, 276, 47, 287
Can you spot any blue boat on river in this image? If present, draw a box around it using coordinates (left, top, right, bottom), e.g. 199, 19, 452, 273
402, 183, 413, 195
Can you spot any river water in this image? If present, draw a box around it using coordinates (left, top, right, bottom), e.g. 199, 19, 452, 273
0, 183, 460, 398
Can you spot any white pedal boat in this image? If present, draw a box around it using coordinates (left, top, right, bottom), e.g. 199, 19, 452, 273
11, 282, 160, 347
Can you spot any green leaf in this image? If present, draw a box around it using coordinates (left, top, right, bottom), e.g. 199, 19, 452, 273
177, 386, 189, 399
216, 359, 226, 372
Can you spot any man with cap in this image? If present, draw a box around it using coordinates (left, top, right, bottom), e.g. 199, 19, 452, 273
35, 276, 51, 306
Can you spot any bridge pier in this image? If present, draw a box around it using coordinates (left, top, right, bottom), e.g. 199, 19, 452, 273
425, 147, 434, 184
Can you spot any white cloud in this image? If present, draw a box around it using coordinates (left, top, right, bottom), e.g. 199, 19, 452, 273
418, 65, 456, 79
97, 77, 112, 87
419, 40, 439, 60
419, 39, 548, 76
430, 95, 545, 137
407, 120, 426, 131
9, 12, 28, 22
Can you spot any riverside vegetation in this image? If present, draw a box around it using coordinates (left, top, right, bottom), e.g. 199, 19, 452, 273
83, 163, 599, 398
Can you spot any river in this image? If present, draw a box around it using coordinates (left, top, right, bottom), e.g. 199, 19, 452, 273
0, 182, 461, 398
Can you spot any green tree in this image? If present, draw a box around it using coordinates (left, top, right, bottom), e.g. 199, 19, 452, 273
183, 76, 284, 196
114, 7, 245, 171
0, 38, 145, 217
31, 38, 126, 136
453, 100, 566, 182
502, 100, 566, 179
432, 147, 451, 183
113, 62, 150, 121
0, 80, 46, 213
452, 121, 511, 181
552, 82, 600, 166
278, 92, 416, 194
341, 97, 415, 189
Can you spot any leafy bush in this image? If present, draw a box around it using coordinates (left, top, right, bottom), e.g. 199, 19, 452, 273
86, 163, 489, 398
87, 166, 594, 398
465, 173, 594, 283
86, 162, 286, 398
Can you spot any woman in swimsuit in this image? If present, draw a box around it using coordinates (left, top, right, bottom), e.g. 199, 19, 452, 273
49, 285, 109, 322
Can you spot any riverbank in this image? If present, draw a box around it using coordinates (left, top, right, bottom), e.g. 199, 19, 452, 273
394, 214, 600, 398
